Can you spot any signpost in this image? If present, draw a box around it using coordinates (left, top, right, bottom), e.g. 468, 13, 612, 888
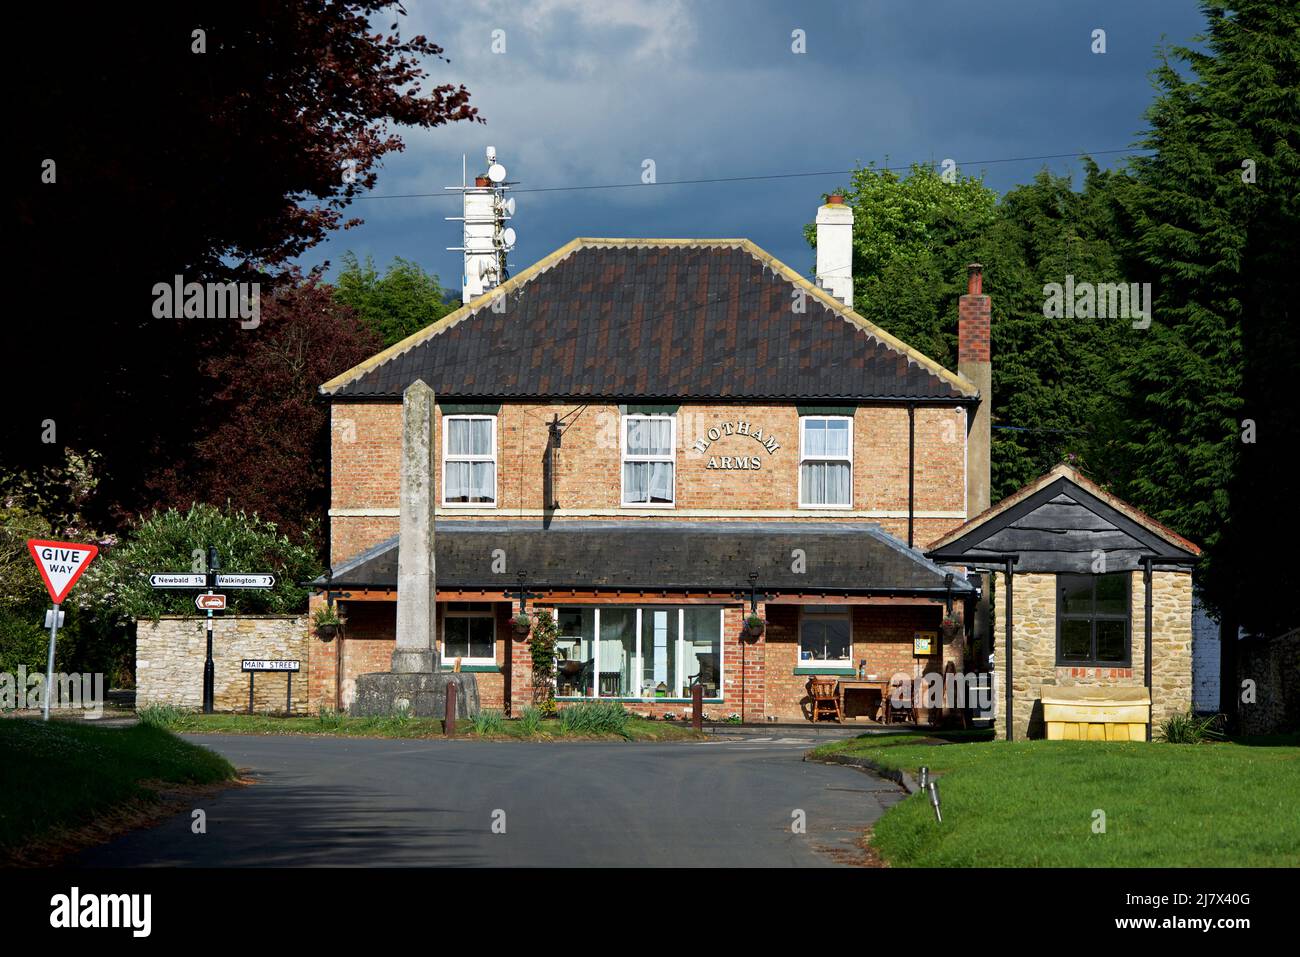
26, 539, 100, 721
147, 547, 277, 713
241, 659, 301, 715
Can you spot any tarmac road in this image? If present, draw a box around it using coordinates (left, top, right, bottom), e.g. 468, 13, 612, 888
75, 731, 903, 867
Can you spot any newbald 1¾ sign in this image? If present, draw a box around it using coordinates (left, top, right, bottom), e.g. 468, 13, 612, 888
26, 539, 100, 721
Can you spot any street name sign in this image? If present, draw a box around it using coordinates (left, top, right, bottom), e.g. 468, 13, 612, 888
150, 574, 208, 588
216, 573, 275, 589
241, 659, 300, 672
195, 593, 227, 610
27, 539, 99, 604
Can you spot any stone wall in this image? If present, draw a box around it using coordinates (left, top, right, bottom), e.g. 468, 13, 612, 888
993, 570, 1193, 739
1238, 628, 1300, 735
136, 615, 309, 713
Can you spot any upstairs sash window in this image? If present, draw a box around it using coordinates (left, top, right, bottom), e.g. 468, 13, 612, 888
800, 416, 852, 507
443, 415, 497, 506
622, 415, 675, 506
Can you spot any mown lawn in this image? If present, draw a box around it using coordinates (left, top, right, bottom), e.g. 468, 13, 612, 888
809, 731, 1300, 867
139, 708, 706, 742
0, 719, 236, 857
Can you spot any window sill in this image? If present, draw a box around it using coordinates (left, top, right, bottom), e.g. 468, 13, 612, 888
440, 664, 501, 673
794, 666, 857, 676
441, 503, 498, 509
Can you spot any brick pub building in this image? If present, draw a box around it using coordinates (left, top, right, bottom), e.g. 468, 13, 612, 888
306, 193, 999, 723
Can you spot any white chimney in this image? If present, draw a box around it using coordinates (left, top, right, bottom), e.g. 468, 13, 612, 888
815, 194, 854, 307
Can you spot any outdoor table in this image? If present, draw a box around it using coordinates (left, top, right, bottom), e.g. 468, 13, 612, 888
836, 678, 893, 723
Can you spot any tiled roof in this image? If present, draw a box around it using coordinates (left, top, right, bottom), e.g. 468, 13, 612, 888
322, 239, 976, 402
927, 463, 1202, 558
319, 520, 975, 595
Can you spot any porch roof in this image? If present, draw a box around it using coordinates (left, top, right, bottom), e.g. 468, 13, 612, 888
317, 520, 974, 596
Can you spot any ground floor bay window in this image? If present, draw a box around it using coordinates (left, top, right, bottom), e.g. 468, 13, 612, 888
554, 606, 724, 700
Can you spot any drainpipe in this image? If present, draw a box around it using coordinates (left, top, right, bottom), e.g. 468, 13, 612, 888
1138, 554, 1199, 742
907, 404, 916, 548
928, 552, 1019, 740
1142, 556, 1153, 742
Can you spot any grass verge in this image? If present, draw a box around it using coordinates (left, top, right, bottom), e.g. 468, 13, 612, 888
808, 730, 1300, 867
138, 708, 705, 742
0, 718, 237, 863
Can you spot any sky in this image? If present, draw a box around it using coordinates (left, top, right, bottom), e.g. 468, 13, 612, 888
297, 0, 1209, 295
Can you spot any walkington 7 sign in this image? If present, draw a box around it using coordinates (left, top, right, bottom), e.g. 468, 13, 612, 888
27, 539, 99, 603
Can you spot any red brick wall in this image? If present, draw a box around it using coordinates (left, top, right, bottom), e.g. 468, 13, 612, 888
329, 400, 970, 565
305, 596, 967, 723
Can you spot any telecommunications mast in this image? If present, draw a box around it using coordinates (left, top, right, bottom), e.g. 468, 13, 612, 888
446, 146, 517, 303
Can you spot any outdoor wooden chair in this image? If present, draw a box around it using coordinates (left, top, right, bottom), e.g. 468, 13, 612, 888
808, 677, 842, 723
888, 676, 914, 725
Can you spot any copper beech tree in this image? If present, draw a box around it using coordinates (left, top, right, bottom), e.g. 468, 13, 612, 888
9, 2, 480, 529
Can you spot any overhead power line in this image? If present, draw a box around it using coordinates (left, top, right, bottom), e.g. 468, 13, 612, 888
340, 147, 1153, 202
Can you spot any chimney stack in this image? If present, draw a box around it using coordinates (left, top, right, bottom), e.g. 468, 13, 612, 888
815, 194, 854, 307
959, 263, 991, 516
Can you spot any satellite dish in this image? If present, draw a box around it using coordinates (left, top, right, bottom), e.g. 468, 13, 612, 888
502, 227, 517, 248
487, 163, 507, 183
485, 145, 497, 163
502, 196, 516, 216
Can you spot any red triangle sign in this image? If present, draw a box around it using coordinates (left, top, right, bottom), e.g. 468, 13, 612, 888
27, 539, 99, 604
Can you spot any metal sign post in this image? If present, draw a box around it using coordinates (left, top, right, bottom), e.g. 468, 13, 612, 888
43, 603, 60, 721
241, 660, 300, 716
148, 547, 277, 714
26, 540, 99, 722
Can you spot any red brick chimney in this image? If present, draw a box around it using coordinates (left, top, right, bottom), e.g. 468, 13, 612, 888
959, 263, 991, 515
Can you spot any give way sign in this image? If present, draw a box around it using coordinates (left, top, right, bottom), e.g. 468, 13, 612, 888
27, 539, 99, 604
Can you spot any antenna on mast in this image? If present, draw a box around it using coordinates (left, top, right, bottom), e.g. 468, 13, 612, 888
446, 146, 517, 303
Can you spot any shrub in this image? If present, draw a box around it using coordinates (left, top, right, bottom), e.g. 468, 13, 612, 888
136, 703, 190, 730
519, 706, 543, 736
559, 700, 631, 739
1158, 710, 1225, 744
473, 709, 506, 735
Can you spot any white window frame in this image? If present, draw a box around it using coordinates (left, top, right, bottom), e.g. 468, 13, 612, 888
442, 414, 498, 508
440, 603, 497, 667
798, 415, 854, 509
557, 606, 725, 701
798, 605, 854, 669
620, 414, 677, 508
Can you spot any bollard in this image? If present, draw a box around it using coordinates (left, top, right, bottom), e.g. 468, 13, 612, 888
691, 683, 703, 731
444, 682, 457, 736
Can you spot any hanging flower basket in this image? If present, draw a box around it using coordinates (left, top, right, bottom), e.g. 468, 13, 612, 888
512, 613, 533, 638
744, 615, 765, 638
940, 615, 963, 641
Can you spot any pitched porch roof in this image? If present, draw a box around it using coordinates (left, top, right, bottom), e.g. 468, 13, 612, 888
318, 520, 974, 596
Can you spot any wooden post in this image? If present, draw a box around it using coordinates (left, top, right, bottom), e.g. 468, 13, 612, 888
444, 682, 457, 736
248, 672, 255, 714
691, 683, 703, 731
